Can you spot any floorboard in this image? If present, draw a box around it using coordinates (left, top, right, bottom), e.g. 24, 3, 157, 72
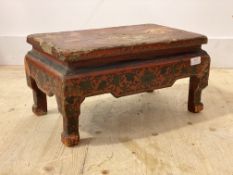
0, 66, 232, 175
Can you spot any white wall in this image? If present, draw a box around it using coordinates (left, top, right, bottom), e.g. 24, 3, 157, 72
0, 0, 233, 67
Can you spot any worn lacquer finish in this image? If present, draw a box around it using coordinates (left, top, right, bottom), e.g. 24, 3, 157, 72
27, 24, 207, 68
25, 24, 210, 146
25, 51, 210, 146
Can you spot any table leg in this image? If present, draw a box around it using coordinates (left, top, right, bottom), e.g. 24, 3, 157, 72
27, 75, 47, 116
188, 71, 209, 113
56, 96, 84, 147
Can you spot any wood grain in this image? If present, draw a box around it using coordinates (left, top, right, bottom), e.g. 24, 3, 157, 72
0, 66, 232, 175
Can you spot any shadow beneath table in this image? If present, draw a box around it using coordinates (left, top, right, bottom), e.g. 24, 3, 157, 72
77, 81, 233, 147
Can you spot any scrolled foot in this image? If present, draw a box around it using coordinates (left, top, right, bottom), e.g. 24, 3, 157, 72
32, 104, 47, 116
188, 102, 204, 113
61, 132, 80, 147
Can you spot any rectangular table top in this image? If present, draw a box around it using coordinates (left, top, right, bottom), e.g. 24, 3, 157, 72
27, 24, 207, 65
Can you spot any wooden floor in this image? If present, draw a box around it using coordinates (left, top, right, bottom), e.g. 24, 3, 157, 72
0, 66, 232, 175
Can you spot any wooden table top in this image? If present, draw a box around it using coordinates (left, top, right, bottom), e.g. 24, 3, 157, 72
27, 24, 207, 64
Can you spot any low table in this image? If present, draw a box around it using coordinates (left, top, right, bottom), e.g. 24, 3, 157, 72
25, 24, 210, 146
